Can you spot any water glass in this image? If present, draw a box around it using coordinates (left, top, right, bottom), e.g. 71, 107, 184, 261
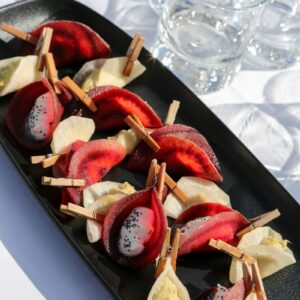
151, 0, 267, 95
246, 0, 300, 69
148, 0, 165, 14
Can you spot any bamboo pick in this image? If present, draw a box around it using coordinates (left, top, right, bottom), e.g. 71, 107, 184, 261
242, 262, 255, 296
123, 32, 144, 76
155, 228, 171, 276
41, 176, 85, 187
34, 27, 53, 71
31, 155, 46, 164
0, 23, 37, 44
170, 228, 180, 272
146, 159, 158, 187
131, 113, 143, 127
154, 164, 188, 203
236, 209, 280, 238
61, 76, 97, 112
251, 261, 267, 300
209, 239, 256, 264
164, 100, 180, 125
60, 203, 104, 222
124, 115, 160, 152
156, 162, 166, 201
155, 227, 171, 278
45, 52, 61, 94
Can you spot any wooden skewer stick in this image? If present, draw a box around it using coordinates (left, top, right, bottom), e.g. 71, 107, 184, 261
146, 159, 158, 187
236, 209, 280, 238
0, 22, 37, 44
156, 162, 166, 201
45, 52, 61, 94
209, 239, 256, 264
124, 115, 160, 152
31, 154, 62, 168
41, 176, 85, 187
131, 113, 143, 127
62, 76, 97, 112
154, 164, 188, 203
155, 227, 171, 277
251, 261, 267, 300
242, 262, 255, 296
60, 203, 104, 222
164, 100, 180, 125
123, 32, 144, 76
170, 228, 180, 272
31, 155, 47, 164
34, 27, 53, 71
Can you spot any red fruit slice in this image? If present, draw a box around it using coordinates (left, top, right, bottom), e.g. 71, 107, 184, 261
62, 139, 126, 205
174, 203, 234, 226
128, 134, 222, 182
6, 79, 63, 150
173, 203, 249, 256
88, 86, 162, 131
223, 280, 245, 300
21, 21, 111, 67
102, 188, 167, 267
52, 140, 86, 178
128, 124, 221, 173
196, 280, 245, 300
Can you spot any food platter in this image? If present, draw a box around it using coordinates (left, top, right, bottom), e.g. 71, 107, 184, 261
0, 0, 299, 299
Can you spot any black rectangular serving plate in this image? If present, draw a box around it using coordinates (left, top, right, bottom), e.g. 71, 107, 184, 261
0, 0, 299, 299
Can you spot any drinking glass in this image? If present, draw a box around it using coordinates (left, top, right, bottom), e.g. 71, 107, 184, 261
151, 0, 268, 95
148, 0, 165, 14
246, 0, 300, 69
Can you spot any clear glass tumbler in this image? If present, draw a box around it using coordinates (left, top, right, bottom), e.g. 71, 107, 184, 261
246, 0, 300, 69
151, 0, 267, 95
148, 0, 165, 14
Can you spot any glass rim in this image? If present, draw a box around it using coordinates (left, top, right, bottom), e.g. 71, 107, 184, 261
204, 0, 268, 11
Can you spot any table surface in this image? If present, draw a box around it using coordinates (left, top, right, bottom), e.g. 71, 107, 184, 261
0, 0, 299, 299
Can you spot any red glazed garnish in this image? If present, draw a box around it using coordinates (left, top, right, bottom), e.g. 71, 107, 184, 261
196, 279, 245, 300
102, 188, 167, 267
52, 140, 86, 178
21, 20, 111, 67
61, 139, 126, 205
6, 79, 63, 150
173, 203, 249, 256
88, 86, 163, 131
127, 124, 222, 182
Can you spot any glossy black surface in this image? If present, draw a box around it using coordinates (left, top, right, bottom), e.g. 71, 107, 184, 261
0, 1, 299, 299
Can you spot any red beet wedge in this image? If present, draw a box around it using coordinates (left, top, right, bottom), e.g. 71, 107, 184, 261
62, 139, 126, 205
128, 124, 221, 175
128, 133, 222, 182
102, 188, 167, 267
6, 79, 63, 150
21, 21, 111, 67
196, 279, 245, 300
88, 86, 163, 131
52, 140, 86, 178
173, 203, 249, 256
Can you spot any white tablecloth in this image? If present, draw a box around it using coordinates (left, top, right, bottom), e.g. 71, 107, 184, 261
0, 0, 299, 299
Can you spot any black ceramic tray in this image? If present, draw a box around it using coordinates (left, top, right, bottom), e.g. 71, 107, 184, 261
0, 0, 299, 299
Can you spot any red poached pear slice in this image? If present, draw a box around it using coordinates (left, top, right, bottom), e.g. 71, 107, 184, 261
88, 86, 163, 131
173, 203, 249, 256
21, 20, 111, 67
196, 280, 245, 300
61, 139, 126, 205
6, 79, 63, 150
128, 124, 221, 173
128, 134, 223, 182
102, 188, 167, 267
52, 140, 86, 178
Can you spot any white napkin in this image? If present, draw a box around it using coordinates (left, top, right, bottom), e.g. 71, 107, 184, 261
0, 241, 45, 300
